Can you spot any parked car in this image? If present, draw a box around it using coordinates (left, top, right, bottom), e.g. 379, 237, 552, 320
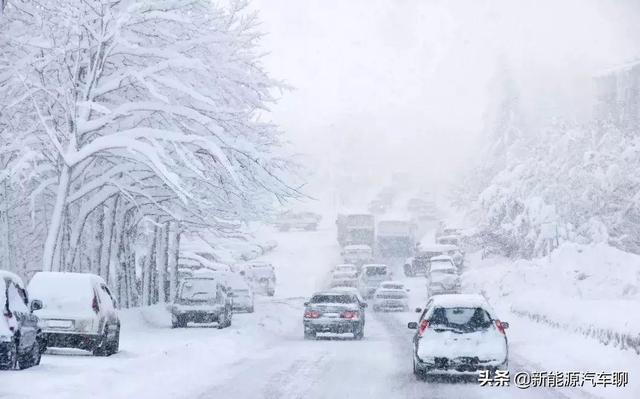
358, 264, 391, 299
372, 283, 409, 312
247, 262, 276, 296
228, 274, 254, 313
28, 272, 120, 356
341, 245, 374, 267
427, 256, 461, 296
408, 294, 509, 378
168, 276, 233, 328
330, 271, 358, 288
1, 270, 43, 370
303, 291, 366, 340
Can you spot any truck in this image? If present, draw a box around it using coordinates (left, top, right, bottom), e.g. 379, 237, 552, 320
376, 220, 416, 258
343, 214, 375, 248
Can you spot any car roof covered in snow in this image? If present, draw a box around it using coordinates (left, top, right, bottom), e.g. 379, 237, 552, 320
429, 294, 493, 310
335, 263, 357, 268
430, 255, 453, 262
380, 280, 404, 287
437, 234, 461, 240
417, 244, 459, 253
0, 270, 25, 288
343, 244, 372, 251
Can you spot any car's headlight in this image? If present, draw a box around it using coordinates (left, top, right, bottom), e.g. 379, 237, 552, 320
75, 319, 94, 333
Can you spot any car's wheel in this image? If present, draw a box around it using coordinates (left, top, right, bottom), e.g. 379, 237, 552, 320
247, 306, 254, 313
354, 326, 364, 340
0, 341, 17, 370
267, 290, 275, 297
107, 327, 120, 356
218, 311, 231, 329
18, 340, 40, 369
413, 356, 425, 380
92, 329, 109, 356
303, 330, 316, 340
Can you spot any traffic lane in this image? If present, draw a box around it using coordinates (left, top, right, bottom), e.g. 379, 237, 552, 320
377, 310, 600, 399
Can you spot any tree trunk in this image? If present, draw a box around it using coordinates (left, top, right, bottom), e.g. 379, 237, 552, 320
92, 206, 105, 275
167, 222, 180, 302
42, 164, 71, 271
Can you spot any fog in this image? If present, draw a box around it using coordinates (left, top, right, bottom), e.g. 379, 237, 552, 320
252, 0, 640, 198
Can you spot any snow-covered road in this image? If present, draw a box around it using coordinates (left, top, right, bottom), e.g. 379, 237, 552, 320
1, 225, 634, 399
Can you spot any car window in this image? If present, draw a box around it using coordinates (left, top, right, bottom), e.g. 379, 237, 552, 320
8, 282, 28, 313
99, 284, 115, 311
179, 279, 218, 300
429, 307, 493, 332
365, 267, 387, 276
310, 295, 355, 304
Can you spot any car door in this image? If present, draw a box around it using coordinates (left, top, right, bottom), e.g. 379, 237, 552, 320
99, 284, 118, 331
7, 282, 37, 351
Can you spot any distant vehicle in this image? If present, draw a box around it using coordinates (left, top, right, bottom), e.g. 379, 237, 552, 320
1, 270, 42, 370
379, 281, 409, 291
343, 214, 375, 248
28, 272, 120, 356
330, 271, 358, 288
426, 256, 460, 296
227, 274, 254, 313
333, 264, 358, 274
404, 244, 463, 276
435, 234, 460, 247
247, 262, 276, 296
376, 220, 416, 258
274, 211, 321, 231
408, 294, 509, 378
359, 264, 392, 299
341, 245, 374, 267
168, 277, 233, 328
368, 199, 387, 215
435, 224, 463, 239
303, 291, 366, 340
372, 285, 409, 312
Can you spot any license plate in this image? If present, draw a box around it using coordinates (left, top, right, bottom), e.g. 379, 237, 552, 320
323, 313, 340, 318
47, 319, 73, 328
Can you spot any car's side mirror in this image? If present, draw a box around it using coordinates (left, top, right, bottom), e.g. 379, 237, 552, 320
407, 322, 418, 329
30, 299, 43, 312
415, 307, 422, 313
361, 303, 368, 308
303, 302, 309, 306
502, 321, 510, 329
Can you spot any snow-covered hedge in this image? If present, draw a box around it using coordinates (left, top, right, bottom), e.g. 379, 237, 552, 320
463, 243, 640, 355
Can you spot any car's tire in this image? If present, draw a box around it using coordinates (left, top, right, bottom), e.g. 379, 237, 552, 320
267, 290, 275, 297
19, 340, 40, 369
413, 356, 425, 381
354, 326, 364, 340
247, 306, 254, 313
0, 341, 17, 370
107, 327, 120, 356
218, 310, 232, 329
93, 328, 110, 356
304, 330, 316, 340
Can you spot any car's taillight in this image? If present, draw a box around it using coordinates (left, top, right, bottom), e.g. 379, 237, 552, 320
340, 311, 359, 320
92, 295, 100, 314
304, 310, 320, 319
418, 319, 429, 337
495, 320, 506, 335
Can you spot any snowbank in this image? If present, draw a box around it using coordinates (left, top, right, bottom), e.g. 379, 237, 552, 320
463, 243, 640, 354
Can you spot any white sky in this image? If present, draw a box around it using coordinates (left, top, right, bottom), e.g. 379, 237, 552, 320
251, 0, 640, 190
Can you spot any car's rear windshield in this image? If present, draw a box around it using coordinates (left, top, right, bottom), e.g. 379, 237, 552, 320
430, 261, 455, 272
311, 295, 355, 304
382, 284, 404, 289
429, 307, 493, 332
179, 279, 218, 300
365, 267, 387, 276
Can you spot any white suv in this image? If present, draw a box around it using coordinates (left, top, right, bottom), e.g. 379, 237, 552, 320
28, 272, 120, 356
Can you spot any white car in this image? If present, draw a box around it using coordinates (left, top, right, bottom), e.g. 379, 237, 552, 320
228, 274, 254, 313
28, 272, 120, 356
408, 294, 509, 378
358, 264, 391, 299
330, 271, 358, 288
333, 264, 358, 274
372, 287, 409, 312
341, 245, 373, 266
427, 256, 460, 296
